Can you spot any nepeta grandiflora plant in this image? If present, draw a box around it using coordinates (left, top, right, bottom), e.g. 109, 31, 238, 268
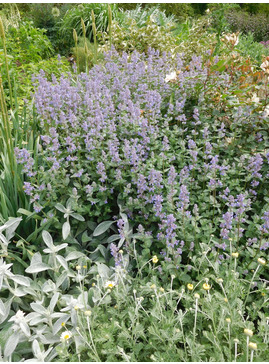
15, 48, 269, 277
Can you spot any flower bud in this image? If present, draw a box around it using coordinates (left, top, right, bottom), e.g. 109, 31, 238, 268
258, 258, 266, 266
248, 342, 257, 350
244, 328, 253, 337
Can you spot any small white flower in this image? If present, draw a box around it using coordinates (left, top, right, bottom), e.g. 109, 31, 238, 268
262, 105, 269, 118
164, 71, 177, 83
251, 93, 260, 104
222, 32, 239, 46
105, 280, 116, 289
60, 331, 72, 342
261, 60, 269, 74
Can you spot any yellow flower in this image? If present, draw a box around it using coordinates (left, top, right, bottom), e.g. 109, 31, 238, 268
74, 305, 79, 310
152, 255, 158, 264
150, 284, 156, 289
244, 328, 253, 337
61, 322, 65, 327
187, 283, 194, 291
92, 283, 95, 287
194, 293, 200, 299
119, 250, 123, 254
248, 342, 257, 350
83, 265, 87, 269
76, 265, 81, 271
261, 292, 266, 296
217, 278, 223, 283
224, 297, 228, 303
226, 318, 231, 323
203, 283, 211, 291
232, 252, 239, 258
84, 310, 92, 316
160, 287, 165, 292
258, 258, 266, 266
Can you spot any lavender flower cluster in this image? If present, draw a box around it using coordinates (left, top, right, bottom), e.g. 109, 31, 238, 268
16, 48, 269, 265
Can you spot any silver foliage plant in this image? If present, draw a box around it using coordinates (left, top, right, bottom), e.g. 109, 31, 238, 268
0, 218, 122, 362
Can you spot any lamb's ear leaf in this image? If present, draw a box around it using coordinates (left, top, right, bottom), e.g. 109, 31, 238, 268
25, 263, 52, 274
62, 221, 71, 240
4, 332, 20, 358
93, 221, 114, 236
42, 230, 54, 249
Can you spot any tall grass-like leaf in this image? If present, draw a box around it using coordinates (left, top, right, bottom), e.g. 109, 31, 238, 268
91, 10, 98, 65
108, 4, 112, 48
0, 16, 13, 109
0, 49, 39, 238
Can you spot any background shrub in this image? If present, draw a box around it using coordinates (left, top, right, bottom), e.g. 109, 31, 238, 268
226, 10, 269, 42
27, 3, 74, 55
237, 32, 269, 64
3, 20, 54, 63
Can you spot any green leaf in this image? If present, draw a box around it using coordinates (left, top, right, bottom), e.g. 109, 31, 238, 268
65, 250, 85, 261
62, 221, 71, 240
82, 231, 92, 243
70, 213, 85, 221
17, 208, 32, 216
107, 234, 120, 243
55, 203, 67, 213
4, 332, 20, 357
11, 275, 31, 287
97, 262, 111, 278
93, 220, 115, 236
25, 263, 52, 274
42, 230, 54, 249
7, 252, 28, 268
